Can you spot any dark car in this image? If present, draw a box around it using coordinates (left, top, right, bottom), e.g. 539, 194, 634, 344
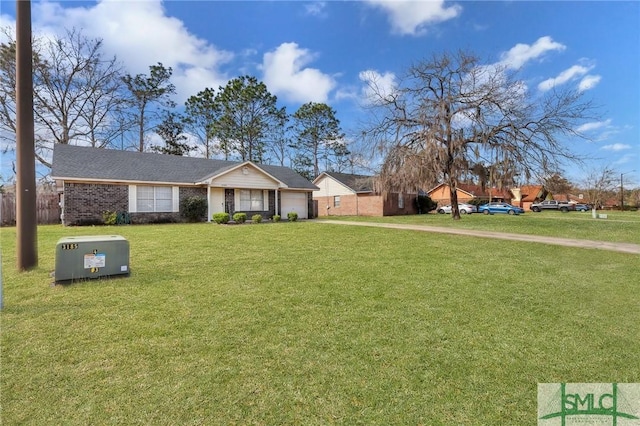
574, 204, 590, 212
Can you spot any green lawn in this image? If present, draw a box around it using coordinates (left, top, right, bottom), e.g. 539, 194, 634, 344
1, 221, 639, 425
321, 210, 640, 244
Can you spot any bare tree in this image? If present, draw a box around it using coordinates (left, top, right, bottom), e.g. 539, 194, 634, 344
1, 27, 127, 167
580, 165, 617, 216
362, 51, 597, 219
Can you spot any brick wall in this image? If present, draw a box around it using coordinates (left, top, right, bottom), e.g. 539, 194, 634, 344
63, 183, 209, 226
63, 182, 128, 225
314, 192, 417, 217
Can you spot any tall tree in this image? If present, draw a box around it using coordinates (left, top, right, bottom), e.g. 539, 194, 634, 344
291, 102, 344, 179
122, 62, 175, 152
184, 87, 218, 158
544, 172, 574, 195
1, 27, 127, 167
210, 75, 284, 163
268, 111, 290, 166
152, 111, 193, 156
362, 51, 596, 219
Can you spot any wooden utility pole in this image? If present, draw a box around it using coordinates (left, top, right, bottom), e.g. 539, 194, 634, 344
15, 0, 38, 270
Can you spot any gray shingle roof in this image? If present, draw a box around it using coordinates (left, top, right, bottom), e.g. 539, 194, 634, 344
318, 172, 375, 192
52, 144, 318, 190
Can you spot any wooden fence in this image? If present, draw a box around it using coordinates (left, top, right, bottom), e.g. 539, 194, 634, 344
0, 192, 61, 226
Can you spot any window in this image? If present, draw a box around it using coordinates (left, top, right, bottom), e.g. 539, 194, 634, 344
398, 193, 404, 208
239, 189, 264, 211
334, 195, 341, 207
136, 186, 174, 212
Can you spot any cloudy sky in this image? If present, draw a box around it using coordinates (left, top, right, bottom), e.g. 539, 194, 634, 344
1, 0, 638, 184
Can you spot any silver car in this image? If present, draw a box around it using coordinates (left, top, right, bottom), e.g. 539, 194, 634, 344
437, 203, 477, 214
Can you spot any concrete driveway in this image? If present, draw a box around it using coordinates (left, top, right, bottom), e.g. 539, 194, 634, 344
314, 220, 640, 255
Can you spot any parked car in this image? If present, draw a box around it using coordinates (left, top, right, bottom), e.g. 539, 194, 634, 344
478, 202, 525, 215
530, 200, 575, 212
437, 203, 477, 214
574, 204, 590, 212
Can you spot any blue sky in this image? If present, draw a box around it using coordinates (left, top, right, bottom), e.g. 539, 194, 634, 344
1, 0, 638, 185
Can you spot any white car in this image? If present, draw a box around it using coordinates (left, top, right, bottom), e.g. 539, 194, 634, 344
437, 203, 477, 214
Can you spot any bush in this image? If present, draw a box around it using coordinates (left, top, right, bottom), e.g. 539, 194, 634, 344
181, 196, 207, 222
272, 214, 281, 222
102, 210, 117, 225
414, 196, 437, 214
251, 214, 262, 223
233, 212, 247, 224
467, 198, 489, 207
212, 212, 230, 224
287, 212, 298, 222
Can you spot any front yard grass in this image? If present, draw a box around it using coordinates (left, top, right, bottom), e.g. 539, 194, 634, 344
2, 222, 639, 424
322, 210, 640, 244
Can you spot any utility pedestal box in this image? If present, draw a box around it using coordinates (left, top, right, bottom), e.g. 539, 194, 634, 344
55, 235, 130, 283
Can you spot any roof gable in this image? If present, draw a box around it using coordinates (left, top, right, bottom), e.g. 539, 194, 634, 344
519, 185, 546, 202
203, 162, 283, 188
314, 172, 374, 193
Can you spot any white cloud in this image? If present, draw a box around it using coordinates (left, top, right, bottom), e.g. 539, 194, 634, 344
358, 70, 397, 105
364, 0, 461, 36
261, 42, 336, 104
28, 0, 233, 103
538, 65, 592, 92
498, 36, 565, 70
576, 119, 612, 133
601, 143, 631, 151
578, 74, 601, 92
304, 2, 327, 17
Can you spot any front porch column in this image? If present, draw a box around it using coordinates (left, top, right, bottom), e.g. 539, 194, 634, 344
207, 185, 211, 222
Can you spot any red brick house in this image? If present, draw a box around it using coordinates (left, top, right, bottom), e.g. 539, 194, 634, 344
511, 185, 549, 211
312, 172, 418, 217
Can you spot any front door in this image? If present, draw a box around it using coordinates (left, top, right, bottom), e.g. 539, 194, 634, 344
224, 189, 235, 215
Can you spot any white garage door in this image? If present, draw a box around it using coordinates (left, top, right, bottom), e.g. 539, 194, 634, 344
281, 192, 308, 219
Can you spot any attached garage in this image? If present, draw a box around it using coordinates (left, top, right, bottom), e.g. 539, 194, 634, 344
281, 191, 309, 219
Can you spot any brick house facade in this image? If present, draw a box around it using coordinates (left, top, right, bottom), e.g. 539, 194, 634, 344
52, 145, 318, 226
313, 172, 418, 217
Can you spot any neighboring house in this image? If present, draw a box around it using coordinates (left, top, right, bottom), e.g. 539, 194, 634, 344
312, 172, 417, 216
51, 144, 318, 226
512, 185, 549, 211
552, 193, 583, 204
427, 183, 512, 206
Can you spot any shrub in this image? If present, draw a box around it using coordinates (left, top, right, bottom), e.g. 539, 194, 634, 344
212, 212, 230, 224
272, 214, 281, 222
414, 195, 437, 214
181, 196, 207, 222
287, 212, 298, 222
102, 210, 117, 225
233, 212, 247, 224
251, 214, 262, 223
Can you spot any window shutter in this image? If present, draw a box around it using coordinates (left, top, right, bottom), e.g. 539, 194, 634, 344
172, 187, 179, 212
263, 190, 268, 211
128, 185, 137, 213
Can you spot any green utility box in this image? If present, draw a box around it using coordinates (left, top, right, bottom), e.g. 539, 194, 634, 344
55, 235, 130, 283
